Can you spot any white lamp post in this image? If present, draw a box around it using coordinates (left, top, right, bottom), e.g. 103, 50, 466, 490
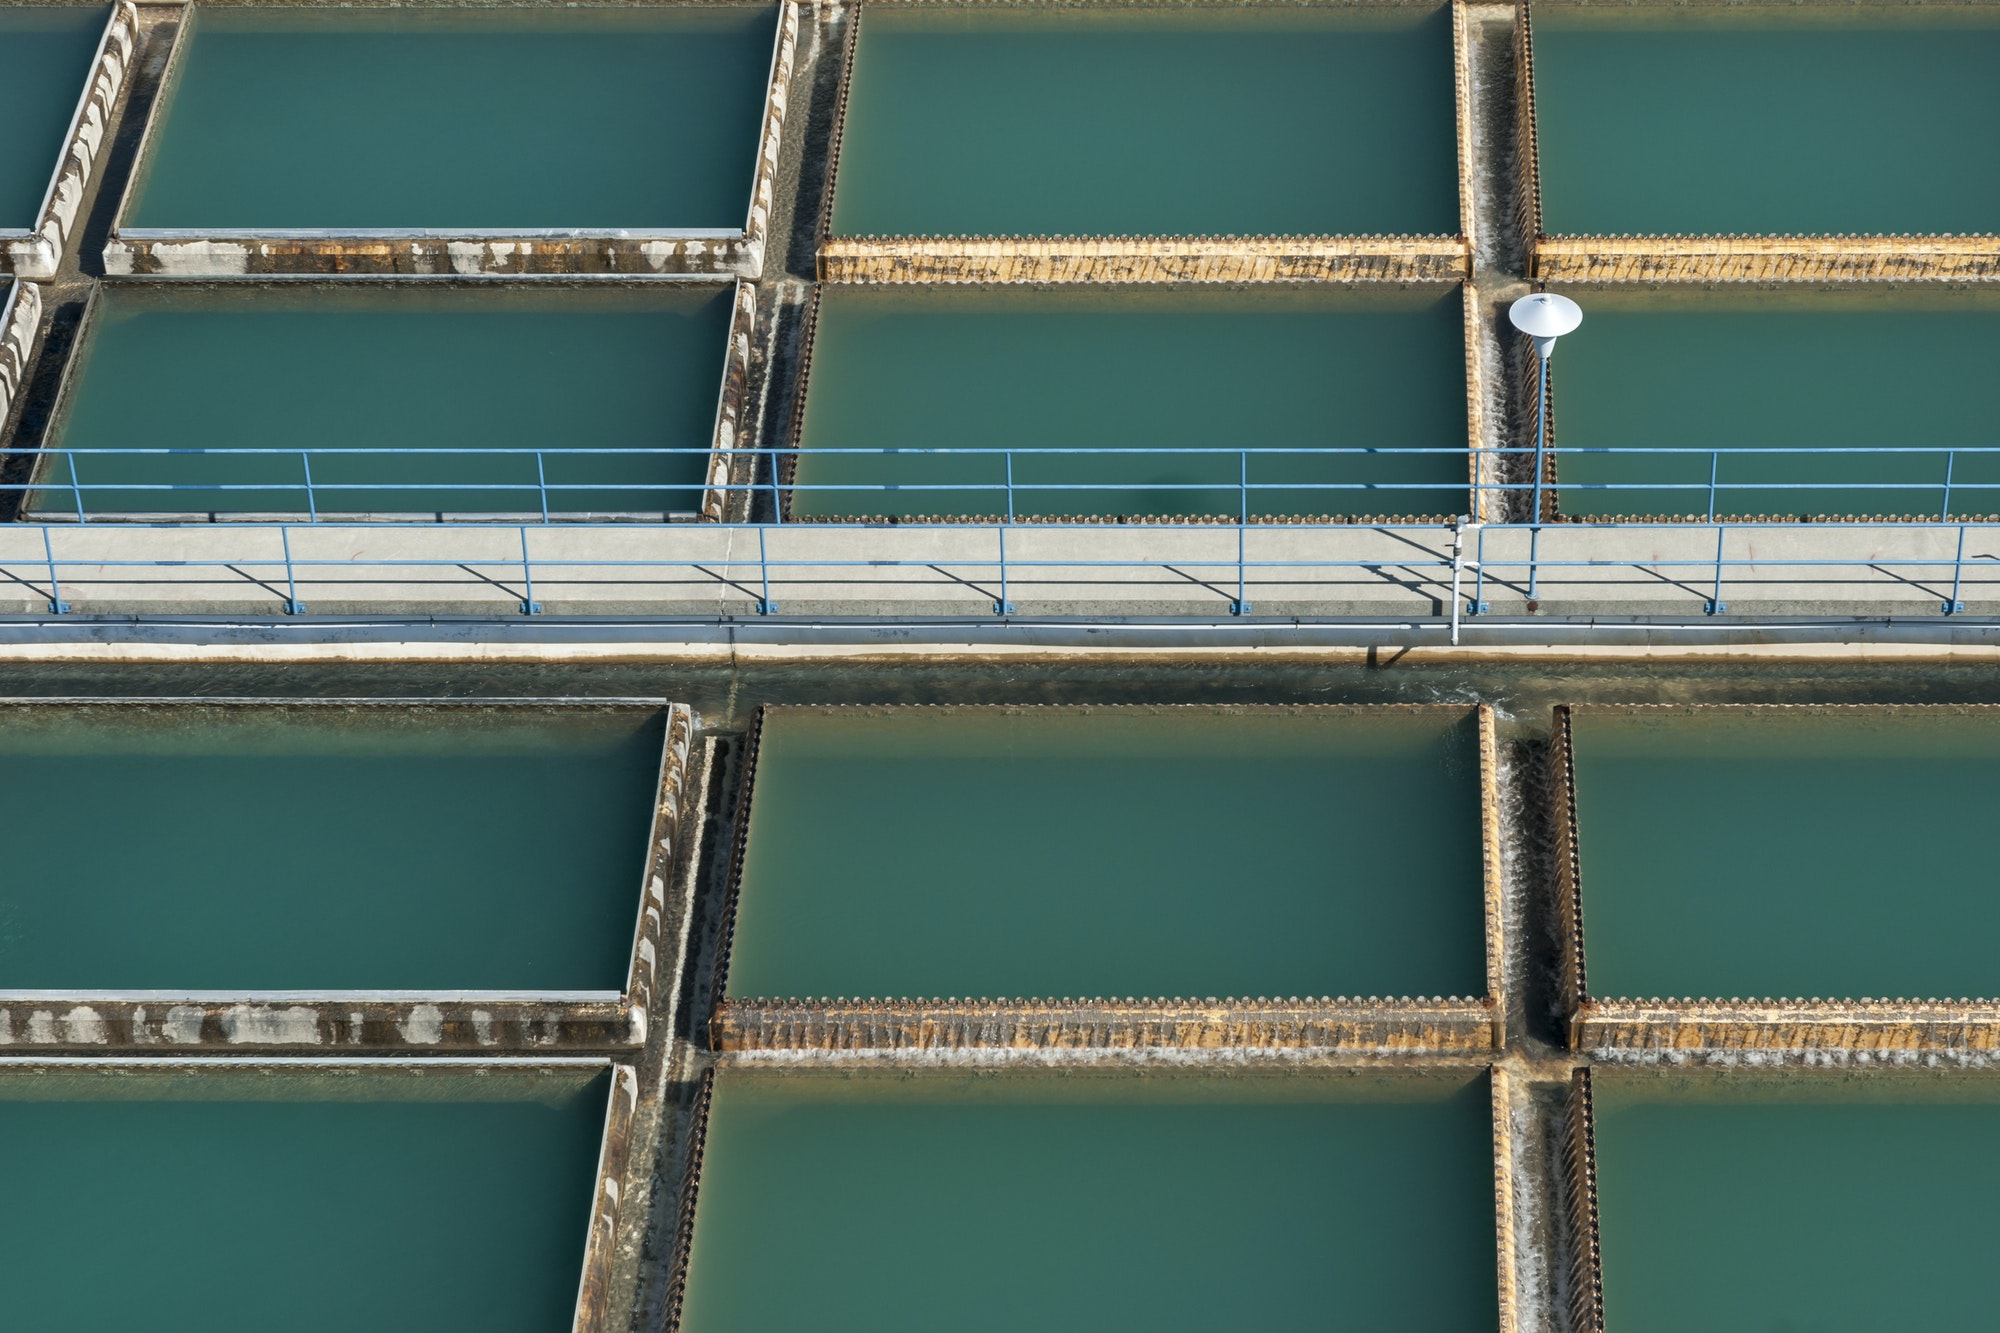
1508, 292, 1582, 600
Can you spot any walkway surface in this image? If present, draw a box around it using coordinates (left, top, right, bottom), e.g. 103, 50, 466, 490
0, 522, 1993, 620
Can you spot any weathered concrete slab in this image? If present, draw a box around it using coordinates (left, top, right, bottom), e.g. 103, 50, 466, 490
1, 520, 1997, 621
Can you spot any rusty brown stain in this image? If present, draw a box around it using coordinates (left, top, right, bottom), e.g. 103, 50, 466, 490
818, 234, 1469, 284
104, 235, 757, 278
1532, 233, 2000, 284
711, 997, 1498, 1053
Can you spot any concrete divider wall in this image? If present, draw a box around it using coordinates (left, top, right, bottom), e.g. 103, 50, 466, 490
573, 1064, 643, 1333
744, 1, 801, 268
1575, 1000, 2000, 1060
1563, 1068, 1606, 1333
1549, 704, 1590, 1019
0, 280, 41, 436
1533, 233, 2000, 284
1490, 1065, 1521, 1333
701, 282, 760, 522
2, 3, 137, 279
661, 1067, 717, 1333
1510, 4, 1542, 258
712, 996, 1499, 1053
814, 0, 862, 245
820, 234, 1470, 284
1451, 0, 1479, 255
0, 996, 636, 1053
1477, 702, 1509, 1044
624, 705, 696, 1039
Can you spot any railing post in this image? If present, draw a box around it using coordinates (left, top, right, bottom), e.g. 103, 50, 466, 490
536, 451, 550, 525
995, 523, 1013, 615
1232, 449, 1251, 615
1946, 522, 1967, 614
1941, 449, 1956, 523
1705, 523, 1727, 615
41, 526, 68, 614
768, 448, 782, 526
1450, 519, 1464, 645
280, 525, 305, 615
1005, 451, 1015, 525
1531, 355, 1548, 526
756, 523, 776, 614
301, 451, 317, 523
67, 452, 85, 525
1528, 356, 1547, 600
518, 524, 542, 614
1472, 523, 1488, 614
1706, 449, 1718, 524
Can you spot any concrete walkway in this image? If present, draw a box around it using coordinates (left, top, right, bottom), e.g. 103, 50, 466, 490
0, 521, 1994, 620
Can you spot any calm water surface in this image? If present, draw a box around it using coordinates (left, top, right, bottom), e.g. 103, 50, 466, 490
1536, 12, 2000, 235
726, 706, 1487, 999
793, 288, 1468, 519
129, 6, 775, 227
680, 1074, 1498, 1333
45, 286, 731, 515
0, 1071, 605, 1333
1553, 301, 2000, 518
1572, 708, 2000, 999
1595, 1082, 2000, 1332
832, 6, 1457, 237
0, 7, 104, 227
0, 706, 661, 989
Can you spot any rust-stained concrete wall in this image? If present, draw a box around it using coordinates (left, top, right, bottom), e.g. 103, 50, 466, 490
0, 998, 639, 1053
1563, 1068, 1605, 1333
1575, 1000, 2000, 1062
0, 280, 40, 435
713, 997, 1500, 1054
820, 234, 1470, 284
573, 1063, 641, 1333
1534, 233, 2000, 284
2, 4, 136, 279
700, 282, 761, 521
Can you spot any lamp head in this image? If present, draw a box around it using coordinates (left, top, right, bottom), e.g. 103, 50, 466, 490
1509, 292, 1583, 359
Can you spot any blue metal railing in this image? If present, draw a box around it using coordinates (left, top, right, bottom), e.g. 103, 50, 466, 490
8, 518, 1999, 630
8, 444, 2000, 522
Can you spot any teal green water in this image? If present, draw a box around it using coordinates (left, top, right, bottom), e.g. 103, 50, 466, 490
1535, 12, 2000, 235
0, 1071, 605, 1333
1595, 1084, 2000, 1332
44, 286, 731, 516
1553, 302, 2000, 518
128, 6, 775, 228
680, 1075, 1498, 1333
831, 7, 1457, 237
1572, 709, 2000, 1000
0, 706, 661, 990
792, 288, 1469, 519
726, 707, 1486, 1000
0, 8, 104, 228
